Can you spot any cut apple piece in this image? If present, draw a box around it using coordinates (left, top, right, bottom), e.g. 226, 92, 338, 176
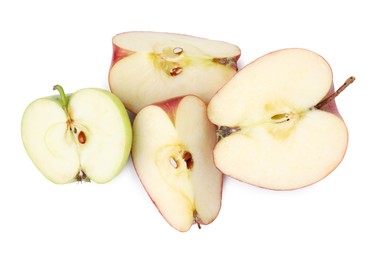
208, 48, 352, 190
21, 85, 132, 184
132, 95, 223, 231
109, 31, 241, 113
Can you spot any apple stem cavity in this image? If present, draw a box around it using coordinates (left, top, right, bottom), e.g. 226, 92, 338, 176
315, 76, 356, 109
217, 126, 241, 139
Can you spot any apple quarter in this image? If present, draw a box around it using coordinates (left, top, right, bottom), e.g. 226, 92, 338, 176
109, 31, 241, 113
132, 95, 223, 232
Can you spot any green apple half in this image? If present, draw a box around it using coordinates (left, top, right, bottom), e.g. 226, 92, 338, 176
132, 95, 223, 231
109, 31, 241, 113
208, 48, 354, 190
21, 85, 132, 184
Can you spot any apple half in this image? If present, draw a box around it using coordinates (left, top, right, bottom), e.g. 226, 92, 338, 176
132, 95, 223, 231
208, 48, 352, 190
108, 31, 241, 113
21, 85, 132, 184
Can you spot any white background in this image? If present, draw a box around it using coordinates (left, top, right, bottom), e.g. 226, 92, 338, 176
1, 0, 375, 259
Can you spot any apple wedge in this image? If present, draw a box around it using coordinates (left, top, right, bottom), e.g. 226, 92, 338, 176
21, 85, 132, 184
208, 48, 353, 190
109, 31, 241, 113
132, 95, 223, 231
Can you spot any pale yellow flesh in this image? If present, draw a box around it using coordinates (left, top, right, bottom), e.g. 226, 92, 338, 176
132, 96, 222, 231
208, 48, 348, 190
21, 89, 132, 184
22, 99, 79, 183
213, 111, 348, 190
109, 32, 240, 113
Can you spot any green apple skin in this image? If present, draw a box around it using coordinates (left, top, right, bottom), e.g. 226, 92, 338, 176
21, 87, 132, 184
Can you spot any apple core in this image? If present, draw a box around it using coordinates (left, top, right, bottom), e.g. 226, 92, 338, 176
153, 46, 188, 76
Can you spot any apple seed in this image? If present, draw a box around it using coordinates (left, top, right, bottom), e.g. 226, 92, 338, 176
173, 47, 183, 55
271, 113, 291, 123
169, 157, 178, 169
183, 151, 193, 170
170, 66, 183, 76
78, 131, 86, 144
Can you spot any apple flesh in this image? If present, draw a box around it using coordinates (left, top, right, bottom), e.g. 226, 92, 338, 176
208, 48, 351, 190
21, 85, 132, 184
109, 31, 241, 113
132, 95, 223, 231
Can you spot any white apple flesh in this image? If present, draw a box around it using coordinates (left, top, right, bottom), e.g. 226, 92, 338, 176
109, 31, 241, 113
208, 48, 352, 190
132, 95, 223, 231
21, 86, 132, 184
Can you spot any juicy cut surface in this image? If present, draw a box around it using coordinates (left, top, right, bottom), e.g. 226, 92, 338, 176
208, 48, 348, 190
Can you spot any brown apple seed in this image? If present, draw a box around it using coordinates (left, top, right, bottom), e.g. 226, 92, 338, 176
170, 66, 183, 76
78, 131, 86, 144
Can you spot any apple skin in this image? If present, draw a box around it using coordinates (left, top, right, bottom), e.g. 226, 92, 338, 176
110, 43, 135, 69
152, 96, 183, 125
132, 95, 223, 231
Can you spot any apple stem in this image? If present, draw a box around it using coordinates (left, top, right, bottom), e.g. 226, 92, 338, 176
53, 85, 71, 120
315, 76, 355, 109
193, 210, 202, 229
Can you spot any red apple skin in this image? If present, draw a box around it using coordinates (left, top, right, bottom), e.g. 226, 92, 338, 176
132, 95, 223, 231
109, 43, 135, 69
318, 83, 342, 118
153, 96, 184, 126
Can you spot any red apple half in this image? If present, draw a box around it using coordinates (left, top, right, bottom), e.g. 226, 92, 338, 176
208, 48, 350, 190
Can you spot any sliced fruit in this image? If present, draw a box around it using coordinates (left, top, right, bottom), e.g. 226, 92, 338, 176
21, 85, 132, 184
109, 31, 241, 113
132, 95, 222, 231
208, 48, 351, 190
